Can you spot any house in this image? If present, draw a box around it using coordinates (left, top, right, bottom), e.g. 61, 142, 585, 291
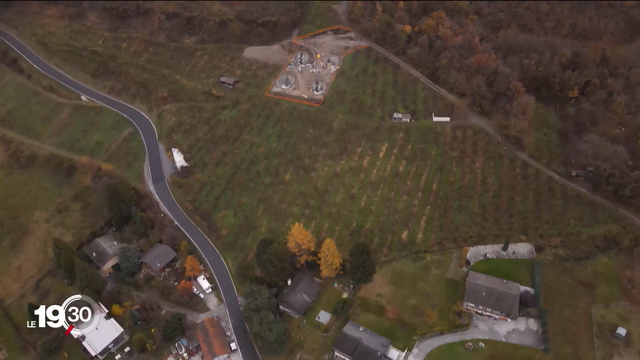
463, 271, 521, 321
219, 77, 239, 89
333, 321, 403, 360
196, 317, 231, 360
83, 234, 123, 276
72, 302, 128, 359
392, 112, 412, 123
140, 243, 177, 276
276, 272, 322, 318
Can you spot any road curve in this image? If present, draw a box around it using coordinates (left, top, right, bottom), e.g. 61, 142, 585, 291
0, 29, 261, 360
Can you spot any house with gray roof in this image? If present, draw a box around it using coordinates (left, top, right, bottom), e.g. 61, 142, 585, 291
276, 272, 322, 318
333, 321, 403, 360
140, 243, 177, 276
83, 234, 122, 276
463, 271, 521, 321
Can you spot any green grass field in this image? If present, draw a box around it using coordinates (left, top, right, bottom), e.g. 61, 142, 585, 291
0, 136, 109, 300
426, 340, 546, 360
469, 259, 534, 287
0, 65, 145, 183
303, 284, 344, 333
354, 252, 464, 347
593, 305, 640, 360
3, 270, 92, 360
542, 256, 626, 360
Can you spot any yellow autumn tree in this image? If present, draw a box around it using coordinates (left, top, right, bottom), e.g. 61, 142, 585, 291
111, 304, 124, 316
286, 222, 316, 265
318, 238, 342, 278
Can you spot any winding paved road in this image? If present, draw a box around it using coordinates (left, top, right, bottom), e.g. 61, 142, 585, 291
0, 29, 260, 360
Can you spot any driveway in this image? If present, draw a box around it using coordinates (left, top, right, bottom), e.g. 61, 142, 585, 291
408, 316, 543, 360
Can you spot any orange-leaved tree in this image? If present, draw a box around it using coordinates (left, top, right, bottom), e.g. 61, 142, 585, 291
286, 222, 316, 266
110, 304, 124, 316
184, 255, 202, 278
178, 280, 193, 298
318, 238, 342, 278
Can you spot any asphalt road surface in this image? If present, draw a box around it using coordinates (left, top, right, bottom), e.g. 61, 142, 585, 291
0, 29, 260, 360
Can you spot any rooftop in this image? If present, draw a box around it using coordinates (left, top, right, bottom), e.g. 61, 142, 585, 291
277, 272, 322, 316
140, 243, 177, 272
196, 317, 230, 360
463, 271, 521, 318
333, 321, 390, 360
219, 77, 239, 85
84, 234, 122, 268
73, 302, 125, 357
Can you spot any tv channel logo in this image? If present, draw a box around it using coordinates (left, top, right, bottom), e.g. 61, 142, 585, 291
27, 294, 100, 336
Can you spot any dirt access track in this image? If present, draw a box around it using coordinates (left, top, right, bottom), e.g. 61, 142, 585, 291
265, 26, 367, 106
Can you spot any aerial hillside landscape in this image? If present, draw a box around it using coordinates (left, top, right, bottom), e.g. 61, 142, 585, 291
0, 2, 639, 360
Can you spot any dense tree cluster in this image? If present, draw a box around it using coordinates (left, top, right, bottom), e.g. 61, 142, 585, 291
242, 284, 288, 354
348, 1, 640, 210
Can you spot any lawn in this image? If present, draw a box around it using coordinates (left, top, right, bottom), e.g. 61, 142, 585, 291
0, 64, 145, 183
0, 309, 38, 360
426, 340, 547, 360
3, 270, 92, 360
593, 305, 640, 360
355, 252, 465, 348
541, 256, 626, 360
0, 136, 108, 300
303, 284, 344, 333
469, 259, 534, 287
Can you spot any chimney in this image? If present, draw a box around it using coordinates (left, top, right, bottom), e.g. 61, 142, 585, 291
287, 278, 292, 286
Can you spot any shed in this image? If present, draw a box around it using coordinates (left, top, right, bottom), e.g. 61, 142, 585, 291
219, 77, 239, 88
140, 243, 177, 275
616, 327, 627, 339
316, 310, 332, 325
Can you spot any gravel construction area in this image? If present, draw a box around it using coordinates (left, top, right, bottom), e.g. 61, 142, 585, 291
467, 243, 536, 266
242, 43, 290, 65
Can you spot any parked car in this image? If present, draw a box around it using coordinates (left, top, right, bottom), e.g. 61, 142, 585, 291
175, 341, 186, 355
197, 292, 205, 299
229, 341, 238, 352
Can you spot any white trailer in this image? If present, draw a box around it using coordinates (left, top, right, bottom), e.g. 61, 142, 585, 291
197, 275, 212, 293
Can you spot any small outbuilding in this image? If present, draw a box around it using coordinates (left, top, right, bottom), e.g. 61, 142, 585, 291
316, 310, 332, 325
219, 77, 239, 89
392, 113, 412, 123
615, 326, 627, 339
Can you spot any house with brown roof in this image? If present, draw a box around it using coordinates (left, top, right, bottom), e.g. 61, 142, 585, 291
196, 317, 231, 360
463, 271, 521, 321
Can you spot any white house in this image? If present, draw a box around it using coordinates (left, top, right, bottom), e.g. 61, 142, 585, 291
72, 303, 128, 359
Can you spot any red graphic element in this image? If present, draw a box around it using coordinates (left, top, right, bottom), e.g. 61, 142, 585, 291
65, 325, 74, 335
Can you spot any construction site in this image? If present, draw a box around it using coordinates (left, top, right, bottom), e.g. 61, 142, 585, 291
266, 27, 366, 105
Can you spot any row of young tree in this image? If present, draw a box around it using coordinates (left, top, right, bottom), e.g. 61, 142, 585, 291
347, 1, 640, 210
